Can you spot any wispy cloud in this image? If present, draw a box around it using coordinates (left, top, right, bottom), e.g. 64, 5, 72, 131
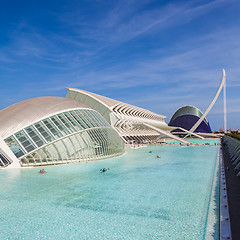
0, 0, 239, 129
0, 0, 229, 70
69, 0, 226, 46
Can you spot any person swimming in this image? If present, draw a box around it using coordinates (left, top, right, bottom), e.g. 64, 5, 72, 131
100, 168, 109, 173
39, 169, 45, 173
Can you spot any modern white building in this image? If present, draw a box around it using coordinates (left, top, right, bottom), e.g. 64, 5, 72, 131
0, 97, 124, 168
1, 87, 201, 169
66, 88, 172, 143
0, 69, 226, 169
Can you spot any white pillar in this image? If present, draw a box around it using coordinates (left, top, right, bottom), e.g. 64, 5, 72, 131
224, 76, 227, 133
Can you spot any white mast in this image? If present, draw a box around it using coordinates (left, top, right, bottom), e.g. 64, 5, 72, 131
189, 69, 226, 133
224, 73, 227, 133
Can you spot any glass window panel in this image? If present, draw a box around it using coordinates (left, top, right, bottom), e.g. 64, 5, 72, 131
97, 111, 110, 127
25, 125, 46, 147
90, 130, 101, 155
0, 158, 4, 167
41, 143, 60, 162
57, 113, 76, 133
76, 110, 92, 128
81, 110, 95, 127
53, 140, 69, 160
63, 112, 82, 131
98, 129, 108, 155
91, 110, 109, 127
40, 148, 52, 161
4, 136, 26, 158
34, 122, 55, 142
31, 152, 41, 164
70, 134, 83, 159
20, 157, 29, 166
69, 111, 85, 129
62, 137, 76, 158
42, 118, 63, 139
93, 129, 103, 155
84, 110, 99, 127
87, 110, 103, 127
50, 116, 70, 135
34, 149, 48, 162
25, 154, 36, 165
89, 111, 103, 127
14, 131, 36, 153
83, 110, 98, 126
97, 111, 109, 126
87, 129, 101, 157
0, 152, 11, 166
74, 110, 90, 128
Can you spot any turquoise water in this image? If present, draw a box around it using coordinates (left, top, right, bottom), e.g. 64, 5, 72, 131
166, 138, 220, 145
0, 144, 219, 239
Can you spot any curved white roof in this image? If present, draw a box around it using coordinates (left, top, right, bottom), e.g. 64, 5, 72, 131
67, 88, 119, 108
169, 105, 208, 125
0, 97, 90, 139
67, 88, 166, 120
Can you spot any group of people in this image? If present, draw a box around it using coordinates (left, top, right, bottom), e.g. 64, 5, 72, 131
39, 168, 109, 174
149, 150, 160, 158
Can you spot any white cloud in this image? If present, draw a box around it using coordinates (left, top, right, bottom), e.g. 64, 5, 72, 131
0, 0, 239, 129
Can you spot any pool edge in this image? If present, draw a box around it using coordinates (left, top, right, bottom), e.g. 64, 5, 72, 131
219, 146, 232, 240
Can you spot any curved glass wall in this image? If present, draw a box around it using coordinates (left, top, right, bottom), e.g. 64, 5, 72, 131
0, 152, 12, 167
4, 109, 124, 167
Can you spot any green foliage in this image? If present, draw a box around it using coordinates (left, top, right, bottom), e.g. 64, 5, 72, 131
225, 133, 240, 141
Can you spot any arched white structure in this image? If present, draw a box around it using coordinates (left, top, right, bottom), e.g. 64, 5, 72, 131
0, 97, 124, 168
66, 88, 190, 144
189, 69, 226, 133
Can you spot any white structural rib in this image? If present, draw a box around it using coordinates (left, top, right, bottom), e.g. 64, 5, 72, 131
224, 77, 227, 133
189, 69, 226, 133
177, 127, 204, 139
142, 123, 191, 145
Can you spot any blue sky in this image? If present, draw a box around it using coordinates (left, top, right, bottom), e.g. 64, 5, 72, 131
0, 0, 239, 130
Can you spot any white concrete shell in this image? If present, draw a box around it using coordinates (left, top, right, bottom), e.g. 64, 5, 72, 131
0, 97, 124, 168
0, 97, 89, 139
66, 88, 175, 143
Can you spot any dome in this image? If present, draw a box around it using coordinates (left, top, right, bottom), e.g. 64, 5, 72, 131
0, 97, 89, 139
0, 96, 124, 168
168, 105, 212, 133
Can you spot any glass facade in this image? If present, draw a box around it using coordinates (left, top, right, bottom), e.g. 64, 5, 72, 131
4, 109, 124, 167
0, 152, 12, 167
4, 136, 26, 158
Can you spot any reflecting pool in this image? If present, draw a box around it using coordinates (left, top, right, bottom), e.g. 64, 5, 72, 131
0, 142, 219, 239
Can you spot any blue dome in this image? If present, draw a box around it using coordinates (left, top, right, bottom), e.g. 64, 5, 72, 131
169, 106, 212, 133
